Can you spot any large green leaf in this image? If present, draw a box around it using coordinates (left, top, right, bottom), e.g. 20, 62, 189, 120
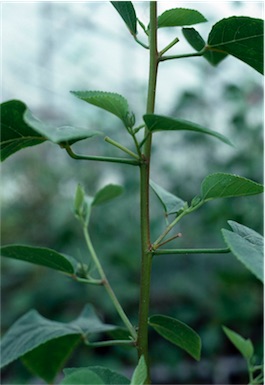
0, 245, 76, 274
130, 356, 147, 385
71, 91, 133, 127
62, 366, 130, 385
143, 114, 232, 146
157, 8, 207, 28
150, 180, 185, 215
201, 173, 264, 201
182, 27, 227, 65
148, 314, 201, 361
222, 326, 254, 360
207, 16, 264, 74
222, 221, 263, 282
110, 1, 137, 36
0, 100, 45, 161
0, 305, 118, 374
92, 184, 124, 207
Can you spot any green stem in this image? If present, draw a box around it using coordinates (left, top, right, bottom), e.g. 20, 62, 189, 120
104, 136, 140, 160
73, 276, 103, 285
159, 49, 205, 62
85, 339, 135, 348
153, 247, 231, 255
134, 36, 149, 49
159, 36, 179, 56
83, 226, 137, 340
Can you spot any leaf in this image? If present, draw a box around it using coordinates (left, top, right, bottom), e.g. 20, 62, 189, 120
0, 100, 45, 161
130, 356, 147, 385
157, 8, 207, 28
150, 180, 185, 215
201, 173, 264, 201
0, 245, 76, 274
222, 326, 254, 360
207, 16, 264, 74
92, 184, 124, 207
222, 221, 263, 282
182, 27, 227, 66
143, 114, 232, 146
24, 108, 102, 144
110, 1, 137, 36
148, 314, 201, 361
0, 305, 118, 373
62, 366, 130, 385
71, 91, 132, 127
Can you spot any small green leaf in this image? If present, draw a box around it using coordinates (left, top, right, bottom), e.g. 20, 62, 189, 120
61, 369, 104, 384
201, 173, 264, 201
150, 180, 185, 215
158, 8, 207, 28
222, 221, 263, 282
0, 245, 76, 274
207, 16, 264, 74
143, 114, 232, 146
130, 356, 147, 385
92, 184, 124, 207
62, 367, 130, 385
182, 27, 227, 65
149, 314, 201, 361
222, 326, 254, 360
74, 184, 86, 216
111, 1, 137, 36
71, 91, 132, 127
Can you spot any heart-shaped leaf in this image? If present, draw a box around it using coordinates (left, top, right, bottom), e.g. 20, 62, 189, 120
130, 356, 147, 385
111, 2, 137, 37
62, 366, 130, 385
221, 221, 263, 282
143, 114, 232, 146
150, 180, 185, 215
207, 16, 264, 74
158, 8, 207, 28
149, 314, 201, 361
222, 326, 254, 360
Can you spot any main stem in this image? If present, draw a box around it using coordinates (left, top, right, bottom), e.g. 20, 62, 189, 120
137, 3, 158, 383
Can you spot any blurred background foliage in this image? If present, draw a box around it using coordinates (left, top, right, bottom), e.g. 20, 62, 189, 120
1, 2, 263, 384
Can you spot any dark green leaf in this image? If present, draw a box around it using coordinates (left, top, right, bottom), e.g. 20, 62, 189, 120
143, 114, 232, 146
150, 180, 185, 215
222, 326, 254, 360
149, 314, 201, 361
182, 27, 227, 65
111, 1, 137, 36
0, 245, 76, 274
158, 8, 207, 28
222, 221, 263, 282
207, 16, 264, 74
0, 305, 118, 372
201, 173, 264, 201
130, 356, 147, 385
92, 184, 124, 207
0, 100, 45, 161
62, 366, 130, 385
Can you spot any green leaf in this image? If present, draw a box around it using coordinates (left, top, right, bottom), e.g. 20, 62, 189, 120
110, 1, 137, 36
158, 8, 207, 28
0, 305, 118, 373
143, 114, 232, 146
222, 326, 254, 360
207, 16, 264, 74
130, 356, 147, 385
222, 221, 263, 282
92, 184, 124, 207
149, 314, 201, 361
0, 100, 45, 161
150, 180, 185, 215
201, 173, 264, 201
62, 367, 130, 385
0, 245, 76, 274
71, 91, 132, 127
24, 108, 102, 144
182, 27, 227, 65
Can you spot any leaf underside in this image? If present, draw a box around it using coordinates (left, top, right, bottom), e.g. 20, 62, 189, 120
150, 180, 185, 215
61, 366, 130, 385
110, 1, 137, 36
130, 356, 147, 385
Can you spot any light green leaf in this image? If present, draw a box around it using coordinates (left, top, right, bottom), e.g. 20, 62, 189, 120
0, 305, 118, 371
71, 91, 133, 127
149, 314, 201, 361
130, 356, 147, 385
207, 16, 264, 74
222, 326, 254, 360
61, 369, 104, 384
222, 221, 263, 282
182, 27, 227, 65
143, 114, 232, 146
110, 2, 137, 36
201, 173, 264, 201
150, 180, 185, 215
0, 245, 76, 274
62, 367, 130, 385
92, 184, 124, 207
158, 8, 207, 28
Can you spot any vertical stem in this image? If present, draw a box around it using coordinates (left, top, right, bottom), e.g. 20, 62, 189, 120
137, 2, 158, 383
